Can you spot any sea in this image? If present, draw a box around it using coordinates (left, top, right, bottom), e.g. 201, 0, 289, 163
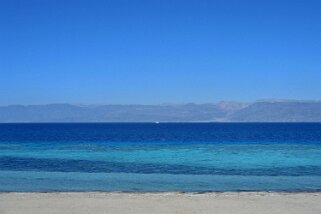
0, 123, 321, 192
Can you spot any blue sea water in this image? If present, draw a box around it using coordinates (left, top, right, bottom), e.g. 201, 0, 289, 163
0, 123, 321, 192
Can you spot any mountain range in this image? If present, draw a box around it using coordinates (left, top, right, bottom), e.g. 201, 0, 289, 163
0, 100, 321, 122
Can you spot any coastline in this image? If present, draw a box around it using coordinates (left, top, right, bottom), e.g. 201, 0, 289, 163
1, 192, 321, 214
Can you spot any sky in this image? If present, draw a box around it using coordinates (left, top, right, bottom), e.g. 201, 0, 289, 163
0, 0, 320, 105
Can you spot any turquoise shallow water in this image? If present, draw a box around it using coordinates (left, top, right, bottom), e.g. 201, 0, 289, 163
0, 123, 321, 192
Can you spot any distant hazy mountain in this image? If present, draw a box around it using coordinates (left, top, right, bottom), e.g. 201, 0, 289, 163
0, 103, 233, 122
0, 100, 320, 122
228, 101, 321, 122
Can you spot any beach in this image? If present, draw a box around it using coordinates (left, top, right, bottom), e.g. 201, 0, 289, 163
1, 192, 321, 214
1, 124, 321, 214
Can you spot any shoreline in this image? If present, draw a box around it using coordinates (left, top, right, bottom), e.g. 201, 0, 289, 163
1, 192, 321, 214
2, 191, 321, 194
2, 191, 321, 195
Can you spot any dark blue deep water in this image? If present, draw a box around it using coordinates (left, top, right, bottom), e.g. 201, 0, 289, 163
1, 123, 321, 192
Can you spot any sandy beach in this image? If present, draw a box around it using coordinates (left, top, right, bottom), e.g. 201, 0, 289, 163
0, 192, 321, 214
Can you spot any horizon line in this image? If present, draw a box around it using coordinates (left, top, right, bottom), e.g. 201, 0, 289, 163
2, 99, 321, 107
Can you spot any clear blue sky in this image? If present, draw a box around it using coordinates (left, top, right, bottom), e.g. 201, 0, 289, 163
1, 0, 320, 105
